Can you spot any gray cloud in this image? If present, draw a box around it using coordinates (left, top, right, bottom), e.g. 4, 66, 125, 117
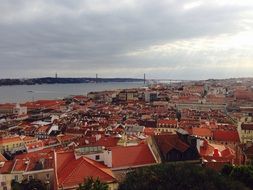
0, 0, 252, 79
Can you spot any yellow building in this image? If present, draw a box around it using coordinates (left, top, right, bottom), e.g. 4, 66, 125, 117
239, 123, 253, 143
0, 136, 25, 154
156, 119, 178, 134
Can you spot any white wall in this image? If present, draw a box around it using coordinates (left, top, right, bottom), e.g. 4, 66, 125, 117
83, 150, 112, 168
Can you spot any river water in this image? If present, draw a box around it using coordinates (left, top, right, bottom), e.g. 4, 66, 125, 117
0, 82, 143, 103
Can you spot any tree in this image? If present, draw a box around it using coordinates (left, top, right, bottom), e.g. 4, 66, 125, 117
229, 165, 253, 189
221, 164, 253, 189
11, 179, 46, 190
119, 163, 248, 190
221, 164, 234, 176
77, 177, 108, 190
176, 110, 182, 122
11, 180, 23, 190
22, 179, 46, 190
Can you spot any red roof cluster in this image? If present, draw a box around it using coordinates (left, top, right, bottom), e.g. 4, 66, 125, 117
110, 144, 156, 169
55, 150, 116, 189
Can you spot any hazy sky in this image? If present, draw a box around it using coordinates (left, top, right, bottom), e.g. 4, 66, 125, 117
0, 0, 253, 79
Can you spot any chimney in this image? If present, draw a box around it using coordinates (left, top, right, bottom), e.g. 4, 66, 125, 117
213, 148, 220, 157
95, 134, 102, 141
103, 149, 112, 168
40, 158, 45, 169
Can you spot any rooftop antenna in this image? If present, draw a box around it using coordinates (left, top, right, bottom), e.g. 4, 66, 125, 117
144, 73, 146, 84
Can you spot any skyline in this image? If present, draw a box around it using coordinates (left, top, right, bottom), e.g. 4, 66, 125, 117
1, 0, 253, 80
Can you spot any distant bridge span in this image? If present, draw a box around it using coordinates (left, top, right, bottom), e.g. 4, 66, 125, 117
146, 79, 193, 83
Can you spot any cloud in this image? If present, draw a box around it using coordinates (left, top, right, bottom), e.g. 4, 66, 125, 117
0, 0, 252, 79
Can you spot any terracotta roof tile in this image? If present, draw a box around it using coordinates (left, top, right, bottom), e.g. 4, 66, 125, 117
0, 161, 14, 174
154, 134, 189, 154
55, 151, 116, 189
158, 119, 177, 125
12, 159, 27, 172
221, 147, 235, 159
144, 128, 155, 136
191, 127, 213, 137
93, 136, 119, 148
110, 144, 156, 168
213, 130, 240, 142
0, 136, 22, 144
0, 153, 7, 162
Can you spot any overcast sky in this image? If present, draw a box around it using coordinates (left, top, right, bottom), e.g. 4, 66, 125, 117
0, 0, 253, 80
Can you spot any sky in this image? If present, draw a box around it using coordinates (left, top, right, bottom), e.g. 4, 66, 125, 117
0, 0, 253, 80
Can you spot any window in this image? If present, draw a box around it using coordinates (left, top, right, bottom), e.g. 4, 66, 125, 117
28, 175, 33, 180
95, 155, 100, 160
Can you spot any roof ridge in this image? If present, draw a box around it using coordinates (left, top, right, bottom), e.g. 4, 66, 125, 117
11, 159, 18, 173
56, 150, 75, 173
60, 157, 85, 185
82, 157, 116, 182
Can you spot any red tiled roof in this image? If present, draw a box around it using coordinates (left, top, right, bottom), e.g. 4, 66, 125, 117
0, 136, 22, 144
93, 136, 119, 148
57, 134, 78, 143
55, 151, 116, 189
36, 125, 50, 133
23, 136, 36, 142
213, 130, 240, 142
144, 128, 155, 136
26, 140, 44, 150
154, 134, 189, 154
55, 150, 75, 173
199, 140, 236, 163
200, 142, 214, 156
110, 144, 156, 168
158, 119, 177, 125
0, 103, 15, 109
191, 127, 213, 137
23, 100, 64, 109
12, 159, 27, 172
221, 147, 235, 159
0, 153, 7, 162
26, 157, 53, 171
15, 149, 53, 159
0, 161, 14, 174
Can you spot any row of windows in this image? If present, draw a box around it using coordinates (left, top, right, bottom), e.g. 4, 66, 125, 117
243, 130, 253, 134
14, 173, 50, 182
1, 143, 23, 151
156, 128, 176, 132
158, 124, 177, 127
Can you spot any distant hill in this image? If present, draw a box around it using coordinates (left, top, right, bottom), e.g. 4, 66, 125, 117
0, 77, 144, 86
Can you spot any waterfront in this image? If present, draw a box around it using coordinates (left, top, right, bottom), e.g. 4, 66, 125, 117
0, 82, 143, 103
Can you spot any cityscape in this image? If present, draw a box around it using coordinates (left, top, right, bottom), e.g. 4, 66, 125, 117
1, 0, 253, 190
0, 78, 253, 189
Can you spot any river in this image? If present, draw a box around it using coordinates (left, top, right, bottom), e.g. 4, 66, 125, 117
0, 82, 143, 103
